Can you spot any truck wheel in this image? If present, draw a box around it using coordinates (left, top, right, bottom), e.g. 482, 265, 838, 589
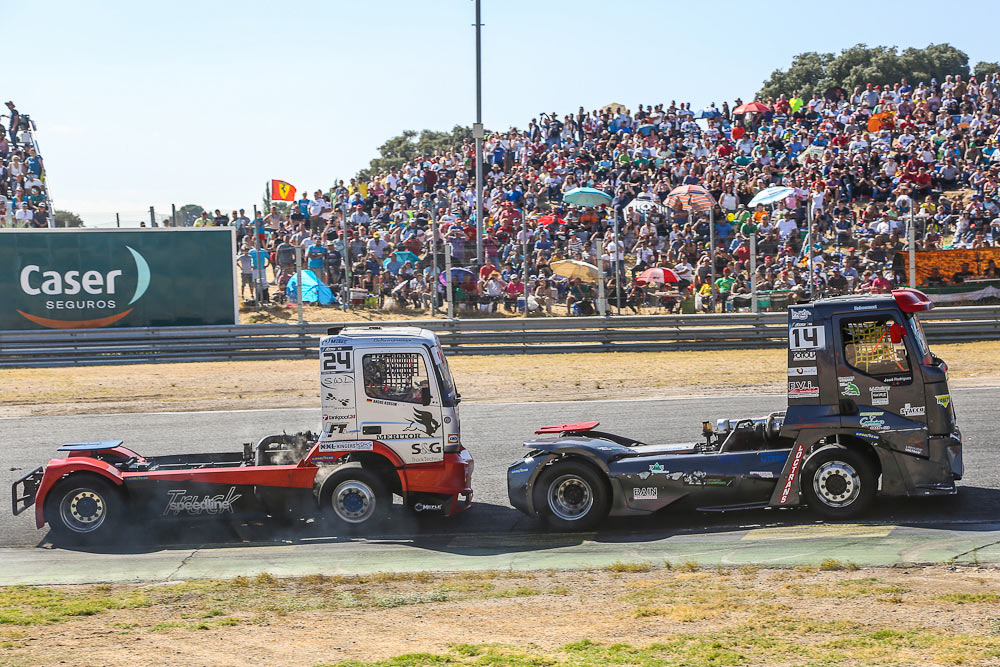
533, 460, 610, 531
801, 447, 876, 520
43, 475, 123, 546
319, 463, 391, 530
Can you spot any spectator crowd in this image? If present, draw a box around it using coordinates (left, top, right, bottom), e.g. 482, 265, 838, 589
198, 72, 1000, 313
0, 101, 51, 228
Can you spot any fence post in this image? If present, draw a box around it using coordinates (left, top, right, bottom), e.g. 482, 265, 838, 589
171, 203, 177, 227
445, 243, 454, 320
296, 245, 304, 325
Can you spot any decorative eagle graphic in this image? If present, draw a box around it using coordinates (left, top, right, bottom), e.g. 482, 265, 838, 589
405, 408, 441, 436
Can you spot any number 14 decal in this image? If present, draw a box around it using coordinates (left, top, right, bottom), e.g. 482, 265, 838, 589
790, 326, 825, 350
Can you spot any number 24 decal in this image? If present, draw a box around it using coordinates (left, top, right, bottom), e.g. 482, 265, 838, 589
790, 326, 825, 350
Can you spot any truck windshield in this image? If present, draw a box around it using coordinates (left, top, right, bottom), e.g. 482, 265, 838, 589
907, 313, 932, 363
432, 343, 459, 405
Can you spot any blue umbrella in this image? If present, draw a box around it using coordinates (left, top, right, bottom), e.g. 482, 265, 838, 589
637, 124, 657, 136
562, 187, 612, 207
749, 186, 796, 208
695, 108, 721, 120
439, 267, 475, 286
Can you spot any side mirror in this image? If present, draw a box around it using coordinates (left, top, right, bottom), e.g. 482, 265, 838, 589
420, 387, 432, 406
889, 322, 905, 344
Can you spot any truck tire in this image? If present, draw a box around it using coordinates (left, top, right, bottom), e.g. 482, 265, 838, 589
43, 474, 123, 546
533, 460, 610, 531
318, 463, 391, 530
801, 446, 876, 520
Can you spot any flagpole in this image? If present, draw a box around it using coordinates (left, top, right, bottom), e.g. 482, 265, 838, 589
341, 203, 350, 311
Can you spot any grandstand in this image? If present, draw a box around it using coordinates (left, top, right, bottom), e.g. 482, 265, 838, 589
0, 101, 54, 228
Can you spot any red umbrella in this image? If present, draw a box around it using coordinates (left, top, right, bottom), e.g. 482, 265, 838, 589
537, 214, 567, 226
733, 101, 770, 115
636, 267, 679, 286
664, 185, 716, 213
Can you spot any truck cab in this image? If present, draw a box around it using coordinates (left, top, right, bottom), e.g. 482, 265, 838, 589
317, 326, 472, 517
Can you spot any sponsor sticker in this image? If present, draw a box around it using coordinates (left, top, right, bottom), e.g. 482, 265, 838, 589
883, 374, 912, 386
318, 440, 374, 452
633, 487, 658, 500
905, 444, 924, 455
792, 351, 817, 361
853, 304, 878, 311
935, 394, 951, 408
321, 375, 354, 388
413, 503, 443, 512
163, 487, 241, 516
859, 411, 889, 431
410, 440, 443, 462
841, 383, 860, 397
790, 309, 810, 321
447, 434, 460, 444
509, 467, 529, 475
869, 387, 890, 406
899, 403, 925, 417
788, 366, 818, 376
748, 471, 775, 479
788, 380, 819, 398
779, 443, 806, 504
854, 431, 879, 441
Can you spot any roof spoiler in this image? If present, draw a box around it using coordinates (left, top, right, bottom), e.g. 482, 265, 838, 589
535, 421, 600, 435
892, 288, 934, 313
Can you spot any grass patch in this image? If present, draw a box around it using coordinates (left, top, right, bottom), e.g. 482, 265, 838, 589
820, 558, 860, 571
0, 585, 150, 625
604, 561, 652, 573
936, 592, 1000, 604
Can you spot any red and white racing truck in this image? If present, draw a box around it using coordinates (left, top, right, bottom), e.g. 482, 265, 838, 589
11, 326, 474, 544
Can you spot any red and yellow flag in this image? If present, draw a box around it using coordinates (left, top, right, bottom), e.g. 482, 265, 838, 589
271, 179, 297, 202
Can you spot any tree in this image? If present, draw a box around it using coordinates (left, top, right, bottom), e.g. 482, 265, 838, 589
357, 125, 480, 181
757, 43, 971, 100
53, 209, 83, 228
176, 204, 204, 226
974, 61, 1000, 80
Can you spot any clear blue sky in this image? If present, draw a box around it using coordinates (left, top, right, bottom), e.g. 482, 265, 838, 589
5, 0, 998, 226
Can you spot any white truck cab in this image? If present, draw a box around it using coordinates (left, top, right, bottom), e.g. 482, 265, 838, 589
317, 326, 472, 520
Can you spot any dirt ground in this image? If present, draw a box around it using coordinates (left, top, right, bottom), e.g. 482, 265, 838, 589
2, 341, 1000, 418
2, 565, 1000, 666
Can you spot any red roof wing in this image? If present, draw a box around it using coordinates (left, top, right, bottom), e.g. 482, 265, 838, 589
892, 288, 934, 313
535, 421, 600, 435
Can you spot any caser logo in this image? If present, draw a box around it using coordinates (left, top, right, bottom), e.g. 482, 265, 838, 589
16, 245, 150, 329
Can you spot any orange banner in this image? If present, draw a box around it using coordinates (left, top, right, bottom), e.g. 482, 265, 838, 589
271, 179, 297, 202
904, 248, 1000, 285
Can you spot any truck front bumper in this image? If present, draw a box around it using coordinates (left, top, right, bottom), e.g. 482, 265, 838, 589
404, 449, 474, 516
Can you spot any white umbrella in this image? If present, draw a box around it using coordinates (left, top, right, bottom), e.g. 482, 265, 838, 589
749, 186, 796, 208
624, 194, 665, 217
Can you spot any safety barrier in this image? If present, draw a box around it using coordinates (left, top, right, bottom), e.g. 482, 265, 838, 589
1, 306, 999, 367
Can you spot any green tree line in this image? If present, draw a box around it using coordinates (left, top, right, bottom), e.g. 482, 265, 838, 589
757, 43, 1000, 100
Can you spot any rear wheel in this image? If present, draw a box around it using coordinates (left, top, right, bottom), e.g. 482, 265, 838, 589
318, 463, 391, 530
533, 460, 610, 531
801, 447, 876, 519
43, 475, 123, 545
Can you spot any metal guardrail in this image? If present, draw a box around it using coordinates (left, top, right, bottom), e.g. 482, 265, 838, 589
1, 306, 999, 367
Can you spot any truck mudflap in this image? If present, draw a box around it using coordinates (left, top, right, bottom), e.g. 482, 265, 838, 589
11, 466, 44, 516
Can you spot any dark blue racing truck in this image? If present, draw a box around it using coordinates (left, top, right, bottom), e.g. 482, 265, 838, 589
507, 289, 963, 529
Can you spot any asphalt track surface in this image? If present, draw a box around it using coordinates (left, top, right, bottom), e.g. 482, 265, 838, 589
3, 387, 999, 556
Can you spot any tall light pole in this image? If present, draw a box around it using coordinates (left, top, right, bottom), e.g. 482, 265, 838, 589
473, 0, 485, 265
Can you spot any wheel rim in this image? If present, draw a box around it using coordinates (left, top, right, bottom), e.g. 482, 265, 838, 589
547, 474, 594, 521
332, 480, 376, 524
58, 488, 107, 533
813, 461, 861, 507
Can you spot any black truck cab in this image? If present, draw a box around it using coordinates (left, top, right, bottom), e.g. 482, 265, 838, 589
777, 288, 962, 506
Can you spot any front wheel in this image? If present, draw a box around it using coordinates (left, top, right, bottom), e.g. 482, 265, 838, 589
533, 460, 610, 531
318, 463, 391, 530
801, 446, 876, 519
43, 474, 123, 545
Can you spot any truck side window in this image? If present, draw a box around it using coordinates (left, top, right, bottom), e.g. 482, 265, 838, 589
841, 317, 911, 379
362, 353, 429, 404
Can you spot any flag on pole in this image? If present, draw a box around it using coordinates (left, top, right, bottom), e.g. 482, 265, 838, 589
271, 180, 297, 202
